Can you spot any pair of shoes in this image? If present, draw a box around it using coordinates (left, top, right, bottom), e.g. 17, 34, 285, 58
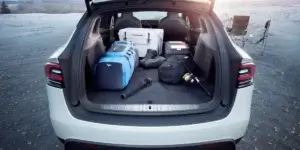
140, 49, 166, 69
140, 49, 158, 64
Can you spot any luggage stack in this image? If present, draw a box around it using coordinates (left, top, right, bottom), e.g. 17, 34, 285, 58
95, 26, 194, 91
95, 41, 139, 90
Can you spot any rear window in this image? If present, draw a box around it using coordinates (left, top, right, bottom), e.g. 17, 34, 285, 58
134, 11, 167, 20
117, 11, 183, 20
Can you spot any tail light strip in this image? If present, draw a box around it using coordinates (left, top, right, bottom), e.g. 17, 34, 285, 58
238, 62, 256, 88
45, 63, 64, 88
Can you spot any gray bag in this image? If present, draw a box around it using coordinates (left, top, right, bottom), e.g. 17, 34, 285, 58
165, 41, 190, 57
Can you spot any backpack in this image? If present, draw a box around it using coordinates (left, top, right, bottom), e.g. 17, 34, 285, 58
158, 55, 192, 84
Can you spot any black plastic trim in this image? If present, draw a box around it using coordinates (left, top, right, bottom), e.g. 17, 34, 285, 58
208, 12, 241, 106
47, 80, 64, 88
59, 12, 93, 106
85, 0, 92, 15
238, 79, 253, 88
235, 137, 243, 144
65, 138, 236, 149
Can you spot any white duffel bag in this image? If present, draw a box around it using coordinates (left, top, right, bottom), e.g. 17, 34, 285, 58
118, 28, 164, 57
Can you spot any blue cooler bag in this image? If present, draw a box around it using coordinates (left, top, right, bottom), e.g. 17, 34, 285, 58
95, 41, 139, 90
105, 41, 139, 68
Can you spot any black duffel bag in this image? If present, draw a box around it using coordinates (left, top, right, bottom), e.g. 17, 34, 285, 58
158, 55, 193, 84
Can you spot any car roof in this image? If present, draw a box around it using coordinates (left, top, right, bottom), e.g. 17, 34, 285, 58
92, 0, 211, 3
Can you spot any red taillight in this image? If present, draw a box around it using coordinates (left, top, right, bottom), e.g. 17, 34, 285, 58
238, 62, 256, 88
45, 62, 64, 88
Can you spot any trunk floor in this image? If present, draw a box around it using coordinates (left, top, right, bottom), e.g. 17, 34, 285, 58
88, 68, 212, 104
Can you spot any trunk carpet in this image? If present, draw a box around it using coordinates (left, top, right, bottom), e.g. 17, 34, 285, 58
88, 68, 212, 104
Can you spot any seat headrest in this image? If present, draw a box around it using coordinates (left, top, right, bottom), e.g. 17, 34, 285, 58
167, 12, 180, 18
122, 12, 134, 17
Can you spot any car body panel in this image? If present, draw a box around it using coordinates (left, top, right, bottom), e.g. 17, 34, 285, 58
47, 84, 253, 145
233, 43, 253, 63
48, 29, 76, 63
223, 28, 253, 62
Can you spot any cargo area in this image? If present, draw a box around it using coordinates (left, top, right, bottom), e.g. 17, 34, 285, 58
82, 11, 218, 113
87, 67, 214, 105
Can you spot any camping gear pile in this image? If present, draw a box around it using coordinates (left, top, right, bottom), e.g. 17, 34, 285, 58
94, 27, 210, 97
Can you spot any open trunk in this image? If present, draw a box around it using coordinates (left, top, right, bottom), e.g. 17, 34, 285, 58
45, 0, 248, 124
53, 0, 243, 116
82, 11, 218, 114
74, 4, 232, 115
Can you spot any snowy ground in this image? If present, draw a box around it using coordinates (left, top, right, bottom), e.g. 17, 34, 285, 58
216, 1, 300, 150
0, 0, 300, 149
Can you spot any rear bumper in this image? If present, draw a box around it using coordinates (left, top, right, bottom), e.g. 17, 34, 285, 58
47, 85, 253, 147
64, 139, 237, 149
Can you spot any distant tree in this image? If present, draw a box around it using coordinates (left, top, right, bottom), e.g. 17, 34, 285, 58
1, 1, 11, 14
17, 4, 25, 12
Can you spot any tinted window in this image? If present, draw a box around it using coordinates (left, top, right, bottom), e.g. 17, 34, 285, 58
133, 11, 167, 20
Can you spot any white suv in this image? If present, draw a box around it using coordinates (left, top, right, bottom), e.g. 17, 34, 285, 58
45, 0, 255, 149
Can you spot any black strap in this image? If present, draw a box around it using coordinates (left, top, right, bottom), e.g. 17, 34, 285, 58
128, 49, 134, 54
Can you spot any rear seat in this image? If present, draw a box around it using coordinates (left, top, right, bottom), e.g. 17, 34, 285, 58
158, 12, 189, 41
114, 12, 142, 40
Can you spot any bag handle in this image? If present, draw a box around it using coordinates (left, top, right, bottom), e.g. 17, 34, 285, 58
147, 33, 150, 43
124, 32, 127, 41
123, 32, 150, 43
126, 52, 132, 56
